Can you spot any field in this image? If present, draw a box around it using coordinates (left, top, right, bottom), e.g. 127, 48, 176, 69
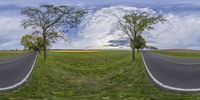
0, 51, 23, 58
1, 50, 200, 99
154, 50, 200, 58
49, 50, 98, 53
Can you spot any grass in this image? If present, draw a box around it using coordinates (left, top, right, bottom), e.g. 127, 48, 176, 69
49, 50, 98, 53
0, 52, 23, 58
1, 50, 200, 99
153, 50, 200, 58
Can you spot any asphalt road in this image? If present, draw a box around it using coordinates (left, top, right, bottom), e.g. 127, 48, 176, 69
0, 52, 37, 91
142, 51, 200, 92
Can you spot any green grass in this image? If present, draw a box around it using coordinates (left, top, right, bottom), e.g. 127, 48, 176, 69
153, 50, 200, 58
1, 50, 200, 99
0, 53, 23, 58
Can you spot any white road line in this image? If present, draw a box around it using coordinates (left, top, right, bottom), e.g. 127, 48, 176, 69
142, 52, 200, 92
0, 53, 37, 91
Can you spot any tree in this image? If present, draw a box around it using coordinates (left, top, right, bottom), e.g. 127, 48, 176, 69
21, 34, 45, 54
135, 35, 146, 53
21, 34, 33, 50
21, 4, 86, 61
34, 37, 45, 54
118, 10, 165, 61
146, 45, 158, 50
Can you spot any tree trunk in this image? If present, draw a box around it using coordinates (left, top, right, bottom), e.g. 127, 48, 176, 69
38, 49, 41, 55
137, 49, 139, 53
131, 47, 135, 62
43, 32, 47, 62
43, 45, 47, 62
130, 40, 135, 62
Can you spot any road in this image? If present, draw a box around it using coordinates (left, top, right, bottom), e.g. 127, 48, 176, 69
0, 52, 37, 91
142, 51, 200, 92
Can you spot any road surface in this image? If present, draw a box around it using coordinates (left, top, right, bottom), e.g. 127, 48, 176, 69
142, 51, 200, 92
0, 52, 37, 91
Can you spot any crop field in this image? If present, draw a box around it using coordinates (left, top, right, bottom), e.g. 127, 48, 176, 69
0, 51, 23, 58
154, 50, 200, 58
49, 50, 98, 53
1, 50, 200, 100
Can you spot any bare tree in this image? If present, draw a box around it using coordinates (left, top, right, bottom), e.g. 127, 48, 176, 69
21, 4, 86, 61
118, 10, 165, 61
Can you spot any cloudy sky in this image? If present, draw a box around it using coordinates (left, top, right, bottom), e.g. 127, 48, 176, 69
0, 0, 200, 50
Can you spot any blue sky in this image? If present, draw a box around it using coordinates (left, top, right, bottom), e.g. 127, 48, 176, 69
0, 0, 200, 50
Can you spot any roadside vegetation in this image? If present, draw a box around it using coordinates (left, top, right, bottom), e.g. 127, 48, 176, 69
118, 10, 165, 61
19, 4, 164, 62
21, 5, 86, 61
1, 50, 200, 100
0, 52, 23, 58
153, 50, 200, 58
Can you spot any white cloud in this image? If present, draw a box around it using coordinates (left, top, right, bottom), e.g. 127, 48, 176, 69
67, 5, 200, 49
1, 5, 200, 50
70, 6, 154, 49
146, 13, 200, 49
0, 16, 28, 50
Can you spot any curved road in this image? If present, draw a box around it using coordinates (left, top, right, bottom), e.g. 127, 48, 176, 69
0, 52, 37, 91
142, 51, 200, 92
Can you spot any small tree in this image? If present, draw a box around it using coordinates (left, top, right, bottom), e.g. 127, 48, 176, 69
146, 46, 158, 50
21, 4, 86, 61
119, 10, 165, 61
21, 34, 32, 50
135, 35, 146, 53
31, 36, 46, 54
21, 34, 45, 54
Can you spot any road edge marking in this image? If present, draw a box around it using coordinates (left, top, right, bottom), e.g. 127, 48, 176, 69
0, 52, 37, 91
142, 52, 200, 92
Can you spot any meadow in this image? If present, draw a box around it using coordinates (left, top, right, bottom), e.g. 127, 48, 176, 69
0, 50, 200, 100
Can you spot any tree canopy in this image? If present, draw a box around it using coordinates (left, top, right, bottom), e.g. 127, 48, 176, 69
21, 34, 45, 54
119, 10, 165, 61
21, 4, 87, 61
135, 35, 146, 52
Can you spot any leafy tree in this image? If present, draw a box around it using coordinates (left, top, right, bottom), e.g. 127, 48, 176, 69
33, 37, 45, 54
135, 35, 146, 53
21, 34, 45, 54
21, 34, 33, 50
119, 10, 165, 61
21, 4, 86, 61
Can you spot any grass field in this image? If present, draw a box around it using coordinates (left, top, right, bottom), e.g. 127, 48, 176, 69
49, 50, 98, 53
1, 50, 200, 99
154, 50, 200, 58
0, 51, 23, 58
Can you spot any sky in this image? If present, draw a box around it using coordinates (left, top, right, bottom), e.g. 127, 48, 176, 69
0, 0, 200, 50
